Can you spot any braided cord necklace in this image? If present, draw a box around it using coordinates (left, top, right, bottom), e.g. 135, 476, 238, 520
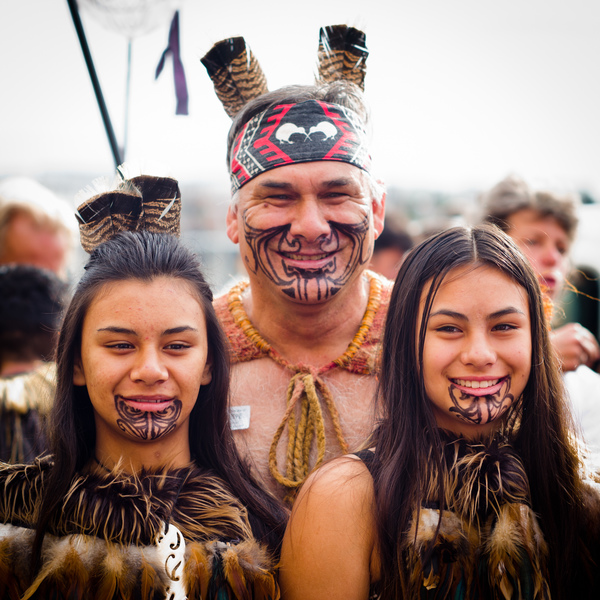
227, 272, 383, 500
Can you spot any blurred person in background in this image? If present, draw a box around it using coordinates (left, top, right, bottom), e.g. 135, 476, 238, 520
0, 176, 78, 279
482, 174, 600, 447
0, 264, 67, 462
368, 218, 413, 281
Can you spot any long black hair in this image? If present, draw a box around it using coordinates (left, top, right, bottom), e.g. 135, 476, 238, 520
33, 231, 287, 565
370, 225, 586, 598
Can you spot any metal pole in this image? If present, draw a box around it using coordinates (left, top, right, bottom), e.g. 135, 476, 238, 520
123, 38, 132, 160
66, 0, 123, 168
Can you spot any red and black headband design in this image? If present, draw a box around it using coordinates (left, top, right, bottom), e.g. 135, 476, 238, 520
230, 99, 371, 191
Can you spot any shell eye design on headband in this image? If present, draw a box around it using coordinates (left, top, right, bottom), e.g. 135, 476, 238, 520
230, 99, 371, 191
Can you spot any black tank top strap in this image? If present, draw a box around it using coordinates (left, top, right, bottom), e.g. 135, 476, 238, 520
353, 448, 377, 477
353, 449, 381, 600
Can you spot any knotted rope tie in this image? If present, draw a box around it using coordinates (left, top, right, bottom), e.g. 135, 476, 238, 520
268, 366, 349, 492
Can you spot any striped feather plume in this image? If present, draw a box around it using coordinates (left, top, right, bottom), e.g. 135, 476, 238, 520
485, 503, 550, 600
404, 507, 478, 598
317, 25, 368, 91
201, 37, 269, 119
406, 432, 551, 599
76, 169, 181, 253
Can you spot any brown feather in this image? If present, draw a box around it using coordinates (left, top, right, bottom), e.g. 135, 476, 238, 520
201, 37, 269, 119
184, 542, 212, 599
0, 533, 27, 599
317, 25, 368, 91
21, 539, 90, 599
76, 174, 181, 253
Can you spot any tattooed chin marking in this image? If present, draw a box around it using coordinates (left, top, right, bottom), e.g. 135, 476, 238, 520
448, 378, 514, 426
242, 214, 370, 301
115, 397, 182, 441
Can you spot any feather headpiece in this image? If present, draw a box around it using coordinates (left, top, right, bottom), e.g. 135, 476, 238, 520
201, 24, 369, 119
201, 36, 268, 119
316, 24, 369, 90
75, 169, 181, 254
202, 26, 371, 191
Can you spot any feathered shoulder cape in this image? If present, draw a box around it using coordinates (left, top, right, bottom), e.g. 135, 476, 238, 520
0, 363, 55, 463
361, 431, 600, 600
0, 457, 279, 599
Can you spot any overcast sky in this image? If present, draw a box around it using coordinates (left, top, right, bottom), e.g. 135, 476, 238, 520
2, 0, 600, 197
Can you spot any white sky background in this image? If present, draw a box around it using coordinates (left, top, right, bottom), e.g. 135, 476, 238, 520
1, 0, 600, 197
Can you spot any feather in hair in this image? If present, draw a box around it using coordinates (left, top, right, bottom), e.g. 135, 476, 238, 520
75, 169, 181, 253
201, 37, 269, 119
317, 25, 369, 91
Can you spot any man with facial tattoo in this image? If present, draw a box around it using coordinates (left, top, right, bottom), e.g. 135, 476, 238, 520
201, 27, 393, 501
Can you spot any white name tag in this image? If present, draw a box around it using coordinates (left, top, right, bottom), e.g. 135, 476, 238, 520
230, 405, 251, 430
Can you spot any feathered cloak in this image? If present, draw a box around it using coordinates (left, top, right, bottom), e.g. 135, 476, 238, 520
365, 431, 600, 600
0, 363, 55, 463
0, 457, 279, 599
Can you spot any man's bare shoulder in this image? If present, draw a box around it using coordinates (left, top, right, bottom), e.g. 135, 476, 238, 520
213, 281, 264, 364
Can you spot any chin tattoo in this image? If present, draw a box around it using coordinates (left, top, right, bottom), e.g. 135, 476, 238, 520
242, 213, 370, 300
115, 397, 182, 440
448, 378, 514, 426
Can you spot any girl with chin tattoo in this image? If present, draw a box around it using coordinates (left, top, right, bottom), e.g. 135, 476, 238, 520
0, 175, 286, 600
280, 225, 600, 600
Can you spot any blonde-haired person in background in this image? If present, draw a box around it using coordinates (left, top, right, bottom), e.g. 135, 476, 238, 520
0, 176, 78, 278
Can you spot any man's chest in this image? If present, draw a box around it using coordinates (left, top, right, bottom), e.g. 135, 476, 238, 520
228, 358, 379, 498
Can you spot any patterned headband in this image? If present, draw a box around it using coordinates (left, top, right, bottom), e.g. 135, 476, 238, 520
229, 99, 371, 192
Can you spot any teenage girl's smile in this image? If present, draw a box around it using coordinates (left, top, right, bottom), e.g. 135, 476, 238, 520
448, 376, 508, 396
117, 395, 177, 412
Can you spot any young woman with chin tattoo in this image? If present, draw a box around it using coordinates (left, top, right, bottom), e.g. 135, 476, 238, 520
280, 225, 600, 600
0, 176, 286, 600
